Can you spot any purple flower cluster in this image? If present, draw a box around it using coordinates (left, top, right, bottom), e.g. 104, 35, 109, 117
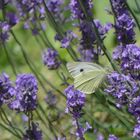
23, 122, 42, 140
0, 73, 14, 106
111, 0, 135, 44
105, 72, 138, 108
113, 44, 140, 79
16, 0, 42, 17
47, 0, 63, 14
72, 120, 92, 139
133, 124, 140, 138
10, 74, 38, 112
129, 96, 140, 123
69, 0, 112, 62
108, 134, 119, 140
78, 20, 111, 62
69, 0, 93, 19
94, 20, 112, 38
15, 0, 46, 35
65, 85, 85, 118
96, 133, 104, 140
45, 91, 57, 107
55, 30, 77, 48
6, 13, 19, 27
0, 21, 10, 42
47, 0, 64, 21
0, 0, 10, 9
42, 48, 60, 69
64, 85, 87, 139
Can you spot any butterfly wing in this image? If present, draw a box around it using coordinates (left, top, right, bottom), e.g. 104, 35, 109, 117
67, 62, 108, 94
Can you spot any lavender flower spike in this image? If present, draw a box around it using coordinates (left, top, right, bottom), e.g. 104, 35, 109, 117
23, 122, 42, 140
108, 134, 119, 140
10, 74, 38, 112
42, 48, 61, 70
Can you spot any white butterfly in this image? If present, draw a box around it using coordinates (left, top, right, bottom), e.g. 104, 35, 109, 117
67, 62, 109, 94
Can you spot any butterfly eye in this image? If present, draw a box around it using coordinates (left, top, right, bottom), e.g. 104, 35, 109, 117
80, 69, 84, 72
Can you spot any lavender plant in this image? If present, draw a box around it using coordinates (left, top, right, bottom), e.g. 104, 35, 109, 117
0, 0, 140, 140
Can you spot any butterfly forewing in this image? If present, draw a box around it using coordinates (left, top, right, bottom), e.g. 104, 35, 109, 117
67, 62, 104, 78
67, 62, 109, 94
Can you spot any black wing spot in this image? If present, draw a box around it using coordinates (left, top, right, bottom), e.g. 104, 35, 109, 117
80, 69, 84, 72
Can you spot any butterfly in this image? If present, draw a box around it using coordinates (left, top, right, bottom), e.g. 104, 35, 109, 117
67, 62, 110, 94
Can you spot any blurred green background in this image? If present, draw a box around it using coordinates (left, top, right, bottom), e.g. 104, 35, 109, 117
0, 0, 140, 139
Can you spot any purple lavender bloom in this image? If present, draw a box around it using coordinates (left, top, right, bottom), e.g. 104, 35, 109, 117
64, 85, 85, 118
46, 0, 68, 23
23, 122, 42, 140
78, 21, 98, 62
111, 0, 126, 15
133, 124, 140, 138
0, 0, 10, 9
0, 73, 15, 106
15, 0, 45, 31
84, 122, 92, 132
78, 46, 96, 62
97, 133, 104, 140
94, 20, 112, 38
0, 21, 10, 42
78, 20, 110, 62
69, 0, 93, 19
6, 13, 19, 26
115, 13, 135, 44
22, 114, 28, 122
47, 0, 63, 15
42, 48, 60, 70
128, 96, 140, 122
57, 137, 66, 140
111, 0, 135, 44
55, 30, 77, 48
105, 72, 138, 108
108, 134, 119, 140
10, 74, 38, 112
45, 91, 57, 107
73, 121, 91, 139
113, 44, 140, 79
80, 21, 96, 48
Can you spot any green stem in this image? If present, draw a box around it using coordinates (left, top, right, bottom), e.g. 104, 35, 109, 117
0, 122, 21, 139
35, 110, 52, 139
2, 44, 17, 76
0, 108, 23, 136
38, 104, 57, 139
10, 30, 66, 98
